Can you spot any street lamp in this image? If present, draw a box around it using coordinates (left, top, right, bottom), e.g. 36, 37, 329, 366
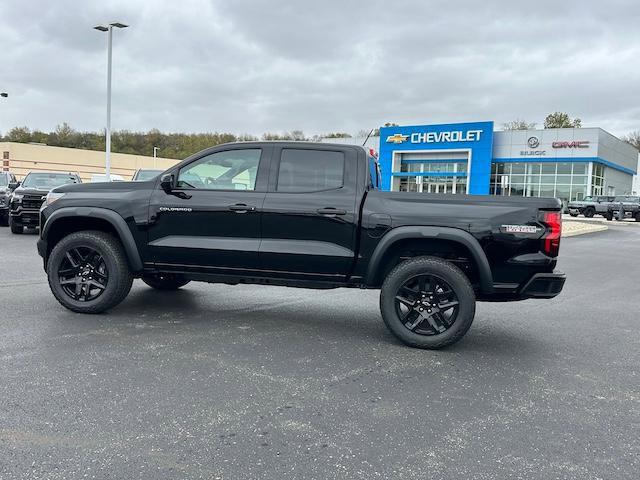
0, 93, 7, 98
153, 146, 159, 168
94, 21, 128, 181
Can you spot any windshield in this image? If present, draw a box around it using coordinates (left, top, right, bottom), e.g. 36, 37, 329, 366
135, 170, 164, 181
21, 173, 78, 189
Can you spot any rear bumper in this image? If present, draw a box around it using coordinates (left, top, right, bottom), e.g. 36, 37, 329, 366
519, 271, 566, 299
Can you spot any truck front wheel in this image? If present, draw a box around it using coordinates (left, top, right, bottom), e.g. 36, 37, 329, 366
47, 231, 133, 313
9, 217, 23, 234
583, 207, 595, 218
380, 257, 476, 349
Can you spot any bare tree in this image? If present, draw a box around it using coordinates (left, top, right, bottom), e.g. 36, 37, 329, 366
502, 119, 537, 130
621, 131, 640, 151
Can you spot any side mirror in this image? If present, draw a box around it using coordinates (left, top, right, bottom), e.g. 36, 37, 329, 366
160, 174, 174, 193
8, 181, 19, 191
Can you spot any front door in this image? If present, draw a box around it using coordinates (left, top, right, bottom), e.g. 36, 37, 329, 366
259, 145, 359, 279
147, 146, 271, 273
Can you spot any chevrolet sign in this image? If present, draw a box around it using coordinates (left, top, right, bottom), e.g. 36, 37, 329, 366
386, 129, 483, 144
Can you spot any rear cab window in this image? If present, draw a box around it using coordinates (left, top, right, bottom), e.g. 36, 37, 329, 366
276, 148, 344, 193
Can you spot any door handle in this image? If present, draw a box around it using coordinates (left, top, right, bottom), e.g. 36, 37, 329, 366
317, 207, 347, 216
229, 203, 255, 213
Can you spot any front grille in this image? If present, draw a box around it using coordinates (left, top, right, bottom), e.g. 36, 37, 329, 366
22, 195, 45, 210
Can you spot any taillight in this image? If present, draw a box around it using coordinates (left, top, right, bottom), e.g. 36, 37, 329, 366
540, 211, 562, 257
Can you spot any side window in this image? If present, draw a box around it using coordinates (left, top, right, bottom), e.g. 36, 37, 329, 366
177, 149, 261, 191
276, 149, 344, 193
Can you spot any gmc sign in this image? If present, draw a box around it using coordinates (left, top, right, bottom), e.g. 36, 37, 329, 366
552, 141, 589, 148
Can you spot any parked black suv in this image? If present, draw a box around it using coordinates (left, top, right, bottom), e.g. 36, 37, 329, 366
9, 171, 81, 234
0, 171, 19, 226
37, 142, 565, 349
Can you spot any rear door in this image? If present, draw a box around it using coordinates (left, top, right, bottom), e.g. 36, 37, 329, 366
147, 145, 271, 273
259, 145, 359, 279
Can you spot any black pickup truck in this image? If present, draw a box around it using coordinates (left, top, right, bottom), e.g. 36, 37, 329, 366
9, 171, 82, 234
37, 142, 565, 349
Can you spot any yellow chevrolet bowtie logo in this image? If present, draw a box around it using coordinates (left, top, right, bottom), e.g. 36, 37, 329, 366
386, 133, 409, 144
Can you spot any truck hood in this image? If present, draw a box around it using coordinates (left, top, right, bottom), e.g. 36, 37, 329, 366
53, 181, 151, 194
13, 186, 53, 196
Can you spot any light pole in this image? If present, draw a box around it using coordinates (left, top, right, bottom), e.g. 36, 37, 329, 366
94, 22, 128, 181
0, 93, 7, 98
153, 146, 158, 168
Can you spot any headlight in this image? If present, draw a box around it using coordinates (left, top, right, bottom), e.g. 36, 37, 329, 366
44, 192, 65, 207
11, 193, 23, 203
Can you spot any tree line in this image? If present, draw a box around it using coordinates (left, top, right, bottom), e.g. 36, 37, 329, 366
2, 112, 638, 158
0, 124, 356, 160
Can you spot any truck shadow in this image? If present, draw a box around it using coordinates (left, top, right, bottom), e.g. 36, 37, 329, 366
108, 287, 544, 359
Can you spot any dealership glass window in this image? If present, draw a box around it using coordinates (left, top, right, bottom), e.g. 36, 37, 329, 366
398, 176, 419, 192
396, 161, 468, 194
591, 163, 605, 196
490, 161, 591, 202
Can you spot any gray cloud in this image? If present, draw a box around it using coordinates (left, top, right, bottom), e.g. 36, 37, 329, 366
1, 0, 639, 137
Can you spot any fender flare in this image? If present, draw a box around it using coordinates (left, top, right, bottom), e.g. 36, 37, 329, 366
41, 207, 143, 271
365, 226, 493, 293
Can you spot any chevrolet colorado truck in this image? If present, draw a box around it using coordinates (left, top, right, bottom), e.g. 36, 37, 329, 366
10, 171, 81, 233
37, 142, 565, 349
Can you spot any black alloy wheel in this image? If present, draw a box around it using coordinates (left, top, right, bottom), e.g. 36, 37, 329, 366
58, 246, 109, 302
47, 231, 133, 313
394, 274, 459, 336
380, 256, 476, 349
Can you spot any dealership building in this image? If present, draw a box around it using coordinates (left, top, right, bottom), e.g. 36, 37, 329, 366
333, 121, 638, 203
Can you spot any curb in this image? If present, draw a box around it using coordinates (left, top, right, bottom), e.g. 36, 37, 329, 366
562, 221, 608, 237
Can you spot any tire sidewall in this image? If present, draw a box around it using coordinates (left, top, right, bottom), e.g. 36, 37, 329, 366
47, 233, 127, 312
380, 258, 476, 349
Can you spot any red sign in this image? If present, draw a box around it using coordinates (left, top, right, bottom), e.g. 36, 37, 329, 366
552, 141, 589, 148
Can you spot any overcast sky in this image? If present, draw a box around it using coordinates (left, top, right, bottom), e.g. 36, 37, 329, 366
2, 0, 640, 137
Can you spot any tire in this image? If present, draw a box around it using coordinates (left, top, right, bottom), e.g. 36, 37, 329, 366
635, 212, 640, 222
605, 212, 613, 221
569, 212, 578, 217
380, 256, 476, 349
0, 213, 8, 227
47, 230, 133, 313
9, 218, 23, 234
583, 207, 595, 218
142, 273, 190, 290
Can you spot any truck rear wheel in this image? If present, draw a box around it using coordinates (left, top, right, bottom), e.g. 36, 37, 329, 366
380, 256, 476, 349
142, 273, 190, 290
47, 231, 133, 313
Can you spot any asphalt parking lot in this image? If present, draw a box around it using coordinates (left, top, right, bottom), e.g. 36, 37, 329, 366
0, 225, 638, 479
